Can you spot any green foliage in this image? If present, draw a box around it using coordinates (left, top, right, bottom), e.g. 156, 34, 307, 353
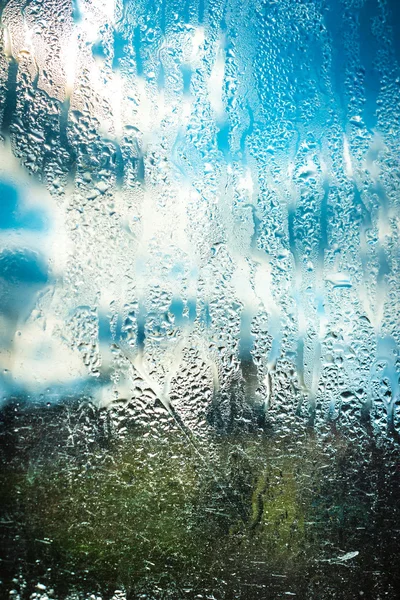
1, 401, 400, 599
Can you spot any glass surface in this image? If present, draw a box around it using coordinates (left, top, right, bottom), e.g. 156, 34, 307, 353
0, 0, 400, 598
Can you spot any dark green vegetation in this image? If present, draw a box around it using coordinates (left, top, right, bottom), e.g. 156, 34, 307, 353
1, 398, 400, 599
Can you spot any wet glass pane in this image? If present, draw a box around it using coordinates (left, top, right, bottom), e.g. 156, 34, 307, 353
0, 0, 400, 598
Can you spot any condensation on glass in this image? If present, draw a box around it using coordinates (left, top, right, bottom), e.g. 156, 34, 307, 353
0, 0, 399, 599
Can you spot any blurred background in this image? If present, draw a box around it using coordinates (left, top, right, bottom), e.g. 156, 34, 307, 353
0, 1, 400, 597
